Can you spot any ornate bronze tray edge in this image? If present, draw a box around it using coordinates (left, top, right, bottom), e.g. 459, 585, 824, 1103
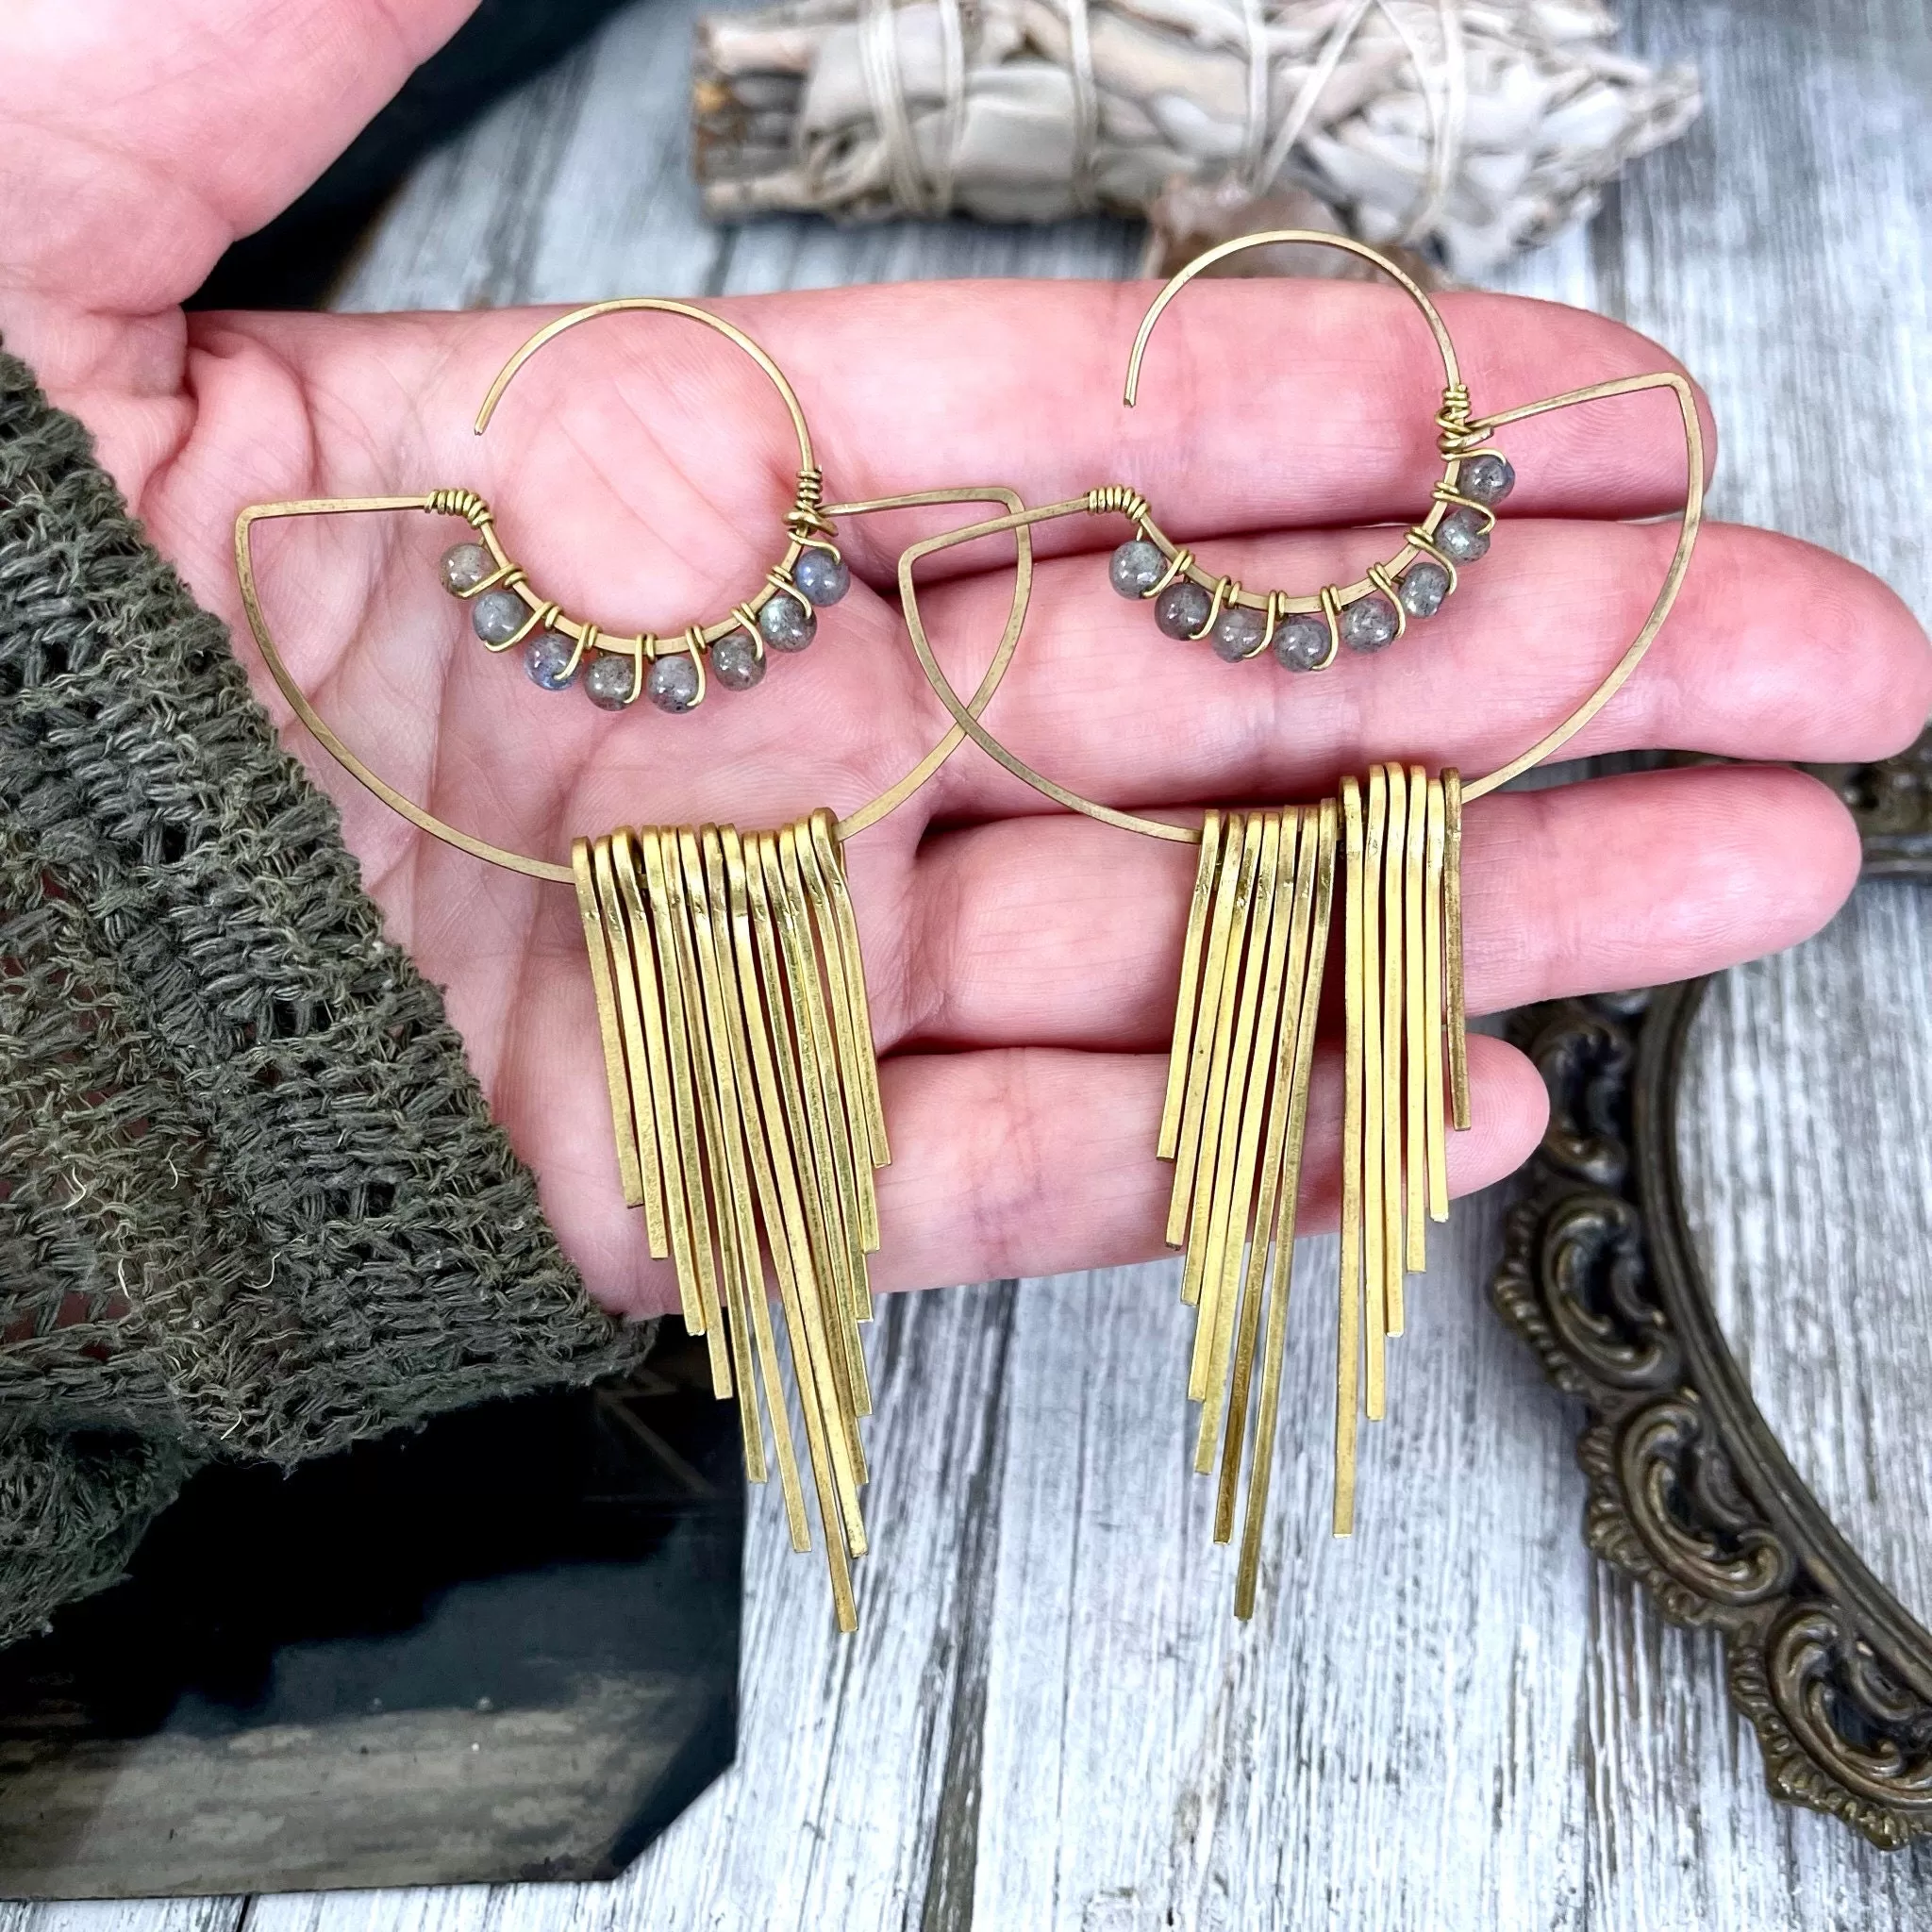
1491, 744, 1932, 1851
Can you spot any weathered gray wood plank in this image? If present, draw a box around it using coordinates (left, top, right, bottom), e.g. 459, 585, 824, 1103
1680, 883, 1932, 1631
53, 0, 1925, 1924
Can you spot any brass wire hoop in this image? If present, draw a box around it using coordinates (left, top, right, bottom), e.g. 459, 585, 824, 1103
1111, 233, 1507, 647
423, 299, 852, 702
235, 485, 1038, 883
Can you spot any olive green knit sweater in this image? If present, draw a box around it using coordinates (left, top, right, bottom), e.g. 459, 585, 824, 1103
0, 347, 649, 1647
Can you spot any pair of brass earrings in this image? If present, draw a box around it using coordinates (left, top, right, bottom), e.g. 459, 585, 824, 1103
237, 232, 1705, 1633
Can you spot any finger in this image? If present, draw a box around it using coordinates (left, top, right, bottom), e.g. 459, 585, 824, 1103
8, 1, 475, 315
871, 764, 1863, 1053
188, 280, 1711, 602
568, 1033, 1543, 1316
791, 280, 1718, 571
863, 1034, 1545, 1298
900, 519, 1932, 826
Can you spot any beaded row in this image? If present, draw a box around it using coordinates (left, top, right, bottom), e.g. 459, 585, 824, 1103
429, 475, 850, 715
1105, 450, 1515, 669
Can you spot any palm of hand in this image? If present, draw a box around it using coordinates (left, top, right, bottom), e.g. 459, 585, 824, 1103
8, 1, 1927, 1318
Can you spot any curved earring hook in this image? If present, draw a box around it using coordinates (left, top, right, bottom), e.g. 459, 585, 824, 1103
474, 296, 817, 477
1123, 229, 1464, 410
234, 487, 1037, 884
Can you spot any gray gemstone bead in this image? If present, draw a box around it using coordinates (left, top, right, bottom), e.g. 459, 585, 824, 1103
1108, 540, 1165, 599
1155, 580, 1213, 641
441, 541, 492, 595
1274, 614, 1330, 672
524, 629, 578, 690
646, 654, 702, 714
759, 591, 816, 652
1459, 452, 1516, 506
1436, 507, 1491, 563
472, 588, 527, 646
793, 548, 850, 607
1400, 560, 1450, 619
1210, 606, 1266, 662
712, 628, 765, 691
1341, 593, 1399, 653
583, 651, 636, 710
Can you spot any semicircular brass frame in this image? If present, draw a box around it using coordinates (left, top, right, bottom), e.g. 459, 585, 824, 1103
894, 366, 1706, 846
1495, 745, 1932, 1852
234, 485, 1037, 884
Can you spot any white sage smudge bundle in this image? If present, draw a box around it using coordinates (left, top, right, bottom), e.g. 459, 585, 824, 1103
692, 0, 1701, 278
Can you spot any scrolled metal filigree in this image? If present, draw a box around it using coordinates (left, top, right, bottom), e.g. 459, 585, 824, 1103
1493, 754, 1932, 1851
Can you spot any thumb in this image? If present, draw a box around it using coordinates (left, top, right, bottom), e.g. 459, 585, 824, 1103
3, 0, 476, 321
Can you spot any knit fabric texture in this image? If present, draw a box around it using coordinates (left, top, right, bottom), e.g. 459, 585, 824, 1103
0, 347, 650, 1648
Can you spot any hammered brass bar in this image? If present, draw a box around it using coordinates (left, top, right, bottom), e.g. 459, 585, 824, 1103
799, 821, 882, 1264
645, 827, 731, 1393
1212, 808, 1307, 1544
608, 834, 675, 1261
1168, 812, 1247, 1258
676, 828, 769, 1484
1185, 814, 1264, 1386
572, 838, 645, 1211
702, 827, 810, 1548
774, 826, 874, 1418
810, 808, 891, 1171
1443, 768, 1471, 1132
1381, 767, 1407, 1338
1336, 780, 1366, 1536
1159, 809, 1224, 1160
1362, 769, 1389, 1423
1403, 764, 1429, 1275
1192, 811, 1284, 1475
1234, 800, 1336, 1612
1424, 779, 1451, 1223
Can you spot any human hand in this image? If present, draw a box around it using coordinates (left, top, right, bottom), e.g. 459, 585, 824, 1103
8, 0, 1927, 1319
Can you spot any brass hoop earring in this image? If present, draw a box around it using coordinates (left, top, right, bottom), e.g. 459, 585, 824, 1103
435, 298, 850, 714
1108, 235, 1509, 668
236, 306, 1037, 1631
891, 230, 1706, 1616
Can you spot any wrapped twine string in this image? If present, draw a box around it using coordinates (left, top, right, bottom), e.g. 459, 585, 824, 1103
692, 0, 1701, 276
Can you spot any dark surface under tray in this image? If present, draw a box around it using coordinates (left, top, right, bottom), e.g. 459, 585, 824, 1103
0, 1331, 742, 1897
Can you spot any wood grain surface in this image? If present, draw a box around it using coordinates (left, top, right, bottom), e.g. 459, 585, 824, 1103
9, 0, 1927, 1924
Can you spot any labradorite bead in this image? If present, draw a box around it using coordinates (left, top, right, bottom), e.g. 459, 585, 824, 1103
583, 652, 636, 710
1459, 452, 1516, 506
712, 628, 765, 691
1155, 580, 1213, 640
646, 654, 702, 713
471, 588, 527, 645
793, 548, 850, 607
524, 629, 577, 689
441, 541, 492, 594
1274, 614, 1330, 672
759, 592, 816, 652
1341, 593, 1398, 653
1210, 606, 1266, 662
1400, 560, 1450, 619
1109, 540, 1165, 598
1436, 507, 1491, 563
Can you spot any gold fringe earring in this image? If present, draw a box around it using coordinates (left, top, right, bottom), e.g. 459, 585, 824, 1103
574, 814, 884, 1625
891, 226, 1705, 1618
1155, 767, 1466, 1591
237, 296, 1039, 1630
